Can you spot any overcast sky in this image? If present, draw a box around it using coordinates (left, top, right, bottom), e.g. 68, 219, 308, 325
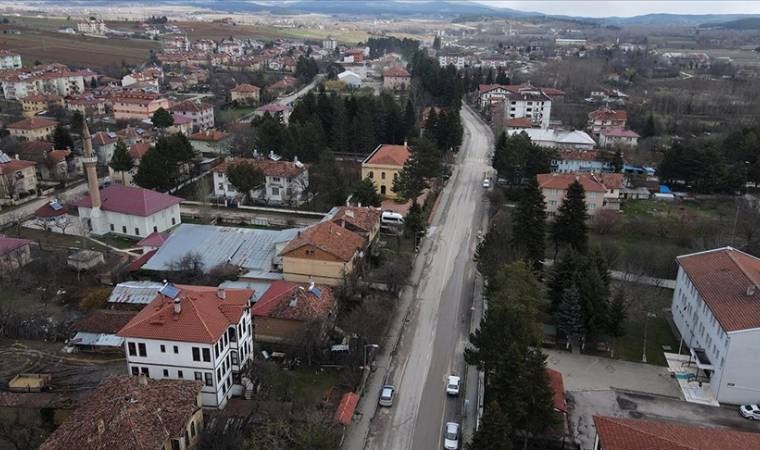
474, 1, 760, 18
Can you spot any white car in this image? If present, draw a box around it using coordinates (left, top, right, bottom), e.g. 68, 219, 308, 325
378, 385, 395, 407
740, 404, 760, 420
444, 422, 460, 449
482, 178, 491, 188
446, 375, 460, 396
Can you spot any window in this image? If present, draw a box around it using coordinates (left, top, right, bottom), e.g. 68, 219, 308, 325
218, 182, 224, 189
204, 372, 213, 387
381, 172, 386, 180
131, 366, 139, 376
231, 350, 239, 366
368, 171, 374, 179
135, 227, 140, 235
171, 439, 181, 450
138, 343, 147, 357
160, 345, 166, 353
191, 420, 196, 437
171, 217, 176, 225
229, 327, 237, 343
173, 345, 179, 354
153, 226, 158, 233
128, 342, 136, 356
192, 347, 201, 361
122, 225, 127, 234
178, 370, 184, 379
110, 224, 115, 231
141, 367, 149, 377
217, 368, 221, 380
271, 187, 279, 195
163, 369, 169, 377
194, 371, 202, 381
272, 177, 280, 182
202, 348, 211, 362
215, 342, 219, 356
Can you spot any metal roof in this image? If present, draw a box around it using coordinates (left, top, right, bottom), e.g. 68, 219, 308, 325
142, 223, 302, 274
107, 281, 164, 305
71, 332, 124, 347
218, 280, 273, 303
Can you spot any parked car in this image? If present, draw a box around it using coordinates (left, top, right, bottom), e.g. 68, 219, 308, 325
740, 404, 760, 420
381, 211, 404, 226
444, 422, 460, 449
446, 375, 460, 396
482, 178, 491, 188
378, 385, 395, 407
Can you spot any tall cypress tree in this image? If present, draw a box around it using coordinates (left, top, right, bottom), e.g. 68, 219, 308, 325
512, 177, 546, 273
109, 140, 134, 185
556, 286, 585, 346
402, 99, 416, 139
550, 180, 588, 256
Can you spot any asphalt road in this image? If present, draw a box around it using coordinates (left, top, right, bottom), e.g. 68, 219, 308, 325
365, 105, 493, 450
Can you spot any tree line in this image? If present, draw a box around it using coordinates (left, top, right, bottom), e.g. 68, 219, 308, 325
366, 36, 420, 60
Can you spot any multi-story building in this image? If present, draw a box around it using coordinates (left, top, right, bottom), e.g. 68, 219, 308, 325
65, 94, 108, 117
212, 156, 309, 206
172, 100, 214, 131
322, 36, 337, 51
382, 66, 411, 91
7, 117, 57, 140
479, 83, 563, 128
91, 131, 118, 166
551, 149, 614, 174
507, 128, 596, 150
0, 151, 37, 203
0, 49, 22, 69
117, 283, 255, 409
0, 64, 85, 100
600, 128, 640, 148
76, 18, 107, 35
230, 83, 261, 104
110, 91, 170, 120
19, 94, 64, 118
587, 107, 627, 139
671, 247, 760, 405
536, 172, 623, 215
361, 143, 410, 199
218, 38, 243, 57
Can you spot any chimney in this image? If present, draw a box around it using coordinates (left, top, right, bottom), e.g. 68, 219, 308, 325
217, 288, 226, 300
309, 281, 315, 292
403, 139, 408, 149
294, 155, 299, 164
173, 297, 181, 314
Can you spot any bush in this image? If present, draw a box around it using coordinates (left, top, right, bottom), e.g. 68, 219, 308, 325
79, 287, 111, 311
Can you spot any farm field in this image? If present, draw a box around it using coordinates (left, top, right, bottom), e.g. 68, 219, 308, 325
175, 20, 372, 44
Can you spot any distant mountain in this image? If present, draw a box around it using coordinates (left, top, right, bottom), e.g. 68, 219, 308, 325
699, 17, 760, 30
600, 13, 760, 27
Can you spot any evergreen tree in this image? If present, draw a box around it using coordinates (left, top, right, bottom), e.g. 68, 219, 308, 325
612, 149, 624, 172
226, 162, 265, 205
547, 250, 580, 311
475, 210, 513, 282
310, 150, 346, 208
393, 137, 440, 200
404, 201, 426, 237
432, 35, 441, 51
52, 125, 73, 150
134, 147, 171, 191
402, 99, 417, 139
108, 140, 133, 185
467, 401, 512, 450
556, 286, 585, 346
151, 107, 174, 129
351, 178, 382, 207
511, 177, 546, 272
641, 112, 656, 138
253, 113, 287, 155
607, 288, 628, 338
70, 110, 84, 135
550, 180, 588, 256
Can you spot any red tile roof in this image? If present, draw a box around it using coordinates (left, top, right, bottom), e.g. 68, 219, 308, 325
599, 173, 625, 190
20, 139, 54, 156
330, 206, 381, 234
0, 235, 31, 256
7, 117, 57, 130
335, 392, 359, 425
189, 130, 227, 142
126, 249, 157, 272
137, 231, 169, 248
213, 157, 306, 178
252, 280, 334, 322
92, 131, 117, 146
72, 185, 182, 217
364, 144, 410, 167
557, 149, 599, 162
0, 158, 35, 174
34, 201, 69, 218
39, 376, 203, 450
592, 415, 760, 450
546, 368, 566, 413
172, 100, 212, 113
383, 66, 410, 78
74, 310, 137, 334
589, 107, 627, 122
280, 221, 366, 262
231, 83, 261, 93
118, 284, 253, 343
677, 247, 760, 332
536, 173, 607, 193
506, 117, 534, 128
128, 143, 151, 159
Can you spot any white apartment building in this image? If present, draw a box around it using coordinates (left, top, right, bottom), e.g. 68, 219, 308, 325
213, 156, 309, 207
0, 65, 85, 100
672, 247, 760, 405
0, 50, 22, 69
118, 284, 256, 409
172, 100, 215, 132
503, 88, 553, 129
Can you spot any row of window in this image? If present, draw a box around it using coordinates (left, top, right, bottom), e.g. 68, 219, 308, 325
109, 218, 176, 236
170, 420, 197, 450
367, 171, 398, 182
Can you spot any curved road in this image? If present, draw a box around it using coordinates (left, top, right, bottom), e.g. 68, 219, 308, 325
365, 105, 493, 450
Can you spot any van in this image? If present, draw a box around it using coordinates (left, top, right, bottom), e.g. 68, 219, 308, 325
381, 211, 404, 226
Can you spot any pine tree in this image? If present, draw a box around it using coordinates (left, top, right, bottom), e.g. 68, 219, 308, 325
351, 178, 382, 207
151, 107, 174, 129
556, 286, 585, 346
226, 162, 265, 205
53, 125, 73, 150
642, 113, 656, 138
612, 149, 624, 172
402, 99, 416, 139
467, 401, 513, 450
134, 147, 171, 191
607, 288, 628, 338
404, 201, 426, 237
512, 177, 546, 272
550, 180, 589, 256
108, 140, 133, 185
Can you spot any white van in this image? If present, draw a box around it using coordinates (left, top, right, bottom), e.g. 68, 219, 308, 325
381, 211, 404, 226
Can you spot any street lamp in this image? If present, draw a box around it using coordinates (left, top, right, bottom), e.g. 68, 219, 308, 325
642, 312, 657, 363
364, 344, 379, 370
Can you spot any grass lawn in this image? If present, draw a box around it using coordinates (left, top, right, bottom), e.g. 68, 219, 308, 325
96, 233, 140, 249
271, 367, 340, 404
5, 226, 110, 252
215, 106, 256, 125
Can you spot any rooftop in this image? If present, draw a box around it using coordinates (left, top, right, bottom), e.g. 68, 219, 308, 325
325, 205, 381, 234
677, 247, 760, 332
383, 65, 410, 78
137, 231, 169, 248
107, 281, 165, 306
118, 284, 252, 343
508, 128, 596, 146
589, 107, 628, 122
231, 83, 261, 93
252, 280, 334, 322
214, 157, 306, 178
7, 117, 57, 130
280, 221, 366, 262
0, 235, 31, 255
602, 127, 640, 138
74, 310, 137, 334
536, 173, 608, 193
39, 376, 202, 450
72, 185, 182, 217
363, 143, 411, 167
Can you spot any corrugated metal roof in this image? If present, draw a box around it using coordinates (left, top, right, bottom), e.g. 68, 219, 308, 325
218, 280, 273, 303
71, 332, 124, 347
142, 223, 301, 274
107, 281, 164, 305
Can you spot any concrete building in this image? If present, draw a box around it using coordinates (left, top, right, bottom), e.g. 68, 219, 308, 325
212, 156, 309, 206
587, 107, 627, 139
117, 283, 255, 409
600, 128, 640, 148
230, 83, 261, 104
0, 49, 22, 69
382, 66, 411, 91
111, 92, 170, 121
551, 149, 613, 173
0, 151, 37, 203
671, 247, 760, 405
7, 117, 57, 141
189, 130, 229, 156
39, 376, 204, 450
537, 172, 623, 215
508, 128, 596, 150
361, 143, 411, 199
0, 64, 85, 100
91, 131, 118, 166
76, 18, 107, 35
19, 94, 64, 118
338, 70, 362, 88
172, 100, 214, 132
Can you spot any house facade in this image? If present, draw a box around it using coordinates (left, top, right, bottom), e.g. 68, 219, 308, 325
671, 247, 760, 405
383, 66, 411, 91
172, 100, 214, 132
551, 149, 613, 173
111, 92, 170, 120
0, 64, 84, 100
600, 128, 640, 148
361, 143, 411, 199
0, 152, 37, 203
0, 49, 21, 69
91, 131, 118, 166
117, 284, 255, 409
230, 83, 261, 104
20, 94, 64, 118
7, 117, 57, 140
587, 107, 627, 138
212, 157, 309, 206
537, 173, 609, 215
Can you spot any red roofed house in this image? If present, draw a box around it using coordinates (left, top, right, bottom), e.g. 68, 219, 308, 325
252, 280, 335, 345
0, 235, 32, 271
383, 65, 411, 90
7, 117, 58, 140
0, 151, 37, 203
72, 184, 182, 238
587, 107, 628, 138
19, 140, 71, 181
600, 127, 640, 148
213, 156, 309, 206
108, 142, 151, 186
546, 368, 569, 435
117, 283, 255, 408
90, 130, 118, 166
361, 143, 411, 199
328, 205, 382, 243
230, 83, 261, 105
537, 172, 620, 215
592, 415, 760, 450
671, 246, 760, 405
172, 100, 214, 132
111, 91, 170, 120
39, 375, 205, 450
280, 221, 367, 286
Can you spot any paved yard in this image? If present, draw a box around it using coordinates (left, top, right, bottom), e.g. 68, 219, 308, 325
569, 390, 760, 450
545, 349, 681, 397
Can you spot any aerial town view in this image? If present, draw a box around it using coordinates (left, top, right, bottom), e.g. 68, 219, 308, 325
3, 0, 760, 449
